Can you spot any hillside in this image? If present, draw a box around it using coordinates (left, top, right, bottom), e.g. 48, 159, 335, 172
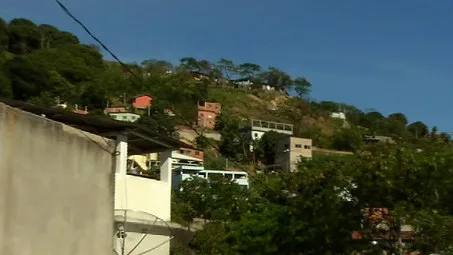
0, 17, 449, 155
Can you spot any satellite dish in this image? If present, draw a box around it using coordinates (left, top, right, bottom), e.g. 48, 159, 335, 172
113, 209, 175, 255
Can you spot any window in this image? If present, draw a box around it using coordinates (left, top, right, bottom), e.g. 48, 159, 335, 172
304, 145, 311, 149
254, 133, 258, 138
225, 174, 233, 180
234, 174, 246, 179
179, 149, 184, 154
195, 151, 200, 155
295, 144, 302, 148
122, 116, 127, 120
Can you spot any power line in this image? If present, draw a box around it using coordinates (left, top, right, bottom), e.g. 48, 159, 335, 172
55, 0, 140, 79
54, 0, 274, 184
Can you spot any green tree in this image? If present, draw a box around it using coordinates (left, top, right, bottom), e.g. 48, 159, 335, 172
331, 127, 363, 151
7, 18, 41, 54
0, 71, 12, 98
141, 59, 173, 73
255, 131, 285, 165
0, 18, 9, 51
215, 112, 248, 160
407, 121, 429, 138
237, 62, 261, 79
258, 66, 292, 91
386, 112, 409, 137
216, 58, 237, 79
38, 24, 79, 49
3, 56, 50, 100
359, 111, 387, 133
179, 57, 201, 72
197, 59, 213, 76
137, 104, 177, 137
292, 76, 312, 98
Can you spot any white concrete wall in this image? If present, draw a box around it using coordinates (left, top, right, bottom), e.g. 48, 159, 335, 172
0, 103, 114, 255
114, 150, 173, 255
115, 175, 171, 221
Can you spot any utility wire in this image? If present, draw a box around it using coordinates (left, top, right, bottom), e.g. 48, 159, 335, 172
54, 0, 276, 186
55, 0, 136, 76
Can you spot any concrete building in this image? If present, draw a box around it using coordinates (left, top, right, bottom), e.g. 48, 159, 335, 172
127, 147, 204, 175
0, 101, 113, 255
104, 106, 141, 123
274, 136, 312, 171
172, 165, 249, 189
363, 135, 395, 144
178, 147, 204, 161
330, 112, 346, 120
109, 112, 141, 122
241, 119, 294, 151
232, 77, 254, 88
197, 101, 221, 129
0, 99, 193, 255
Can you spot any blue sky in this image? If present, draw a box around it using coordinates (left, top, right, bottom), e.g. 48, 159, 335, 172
2, 0, 453, 131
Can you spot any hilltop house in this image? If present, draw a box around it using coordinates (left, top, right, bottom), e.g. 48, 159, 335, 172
241, 119, 294, 151
190, 71, 210, 81
104, 106, 141, 123
130, 94, 152, 109
274, 136, 312, 172
232, 77, 254, 88
330, 112, 346, 120
109, 112, 141, 123
197, 101, 221, 129
363, 135, 395, 144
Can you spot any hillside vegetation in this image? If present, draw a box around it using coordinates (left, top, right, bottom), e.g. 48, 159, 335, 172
0, 17, 445, 152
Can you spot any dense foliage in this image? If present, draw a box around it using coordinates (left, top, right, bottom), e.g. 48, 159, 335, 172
173, 143, 453, 254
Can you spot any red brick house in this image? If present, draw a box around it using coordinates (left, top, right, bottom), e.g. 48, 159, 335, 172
178, 147, 204, 160
197, 101, 221, 129
130, 94, 152, 109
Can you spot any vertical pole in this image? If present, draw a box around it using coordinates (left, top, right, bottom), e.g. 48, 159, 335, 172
160, 150, 173, 221
160, 150, 172, 183
115, 134, 128, 176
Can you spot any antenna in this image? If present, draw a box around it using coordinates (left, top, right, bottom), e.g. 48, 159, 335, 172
113, 209, 175, 255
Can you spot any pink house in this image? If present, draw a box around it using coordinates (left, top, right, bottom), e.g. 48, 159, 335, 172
197, 101, 221, 129
130, 94, 152, 109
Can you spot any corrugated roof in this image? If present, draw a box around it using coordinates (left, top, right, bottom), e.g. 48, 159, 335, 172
0, 99, 195, 154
